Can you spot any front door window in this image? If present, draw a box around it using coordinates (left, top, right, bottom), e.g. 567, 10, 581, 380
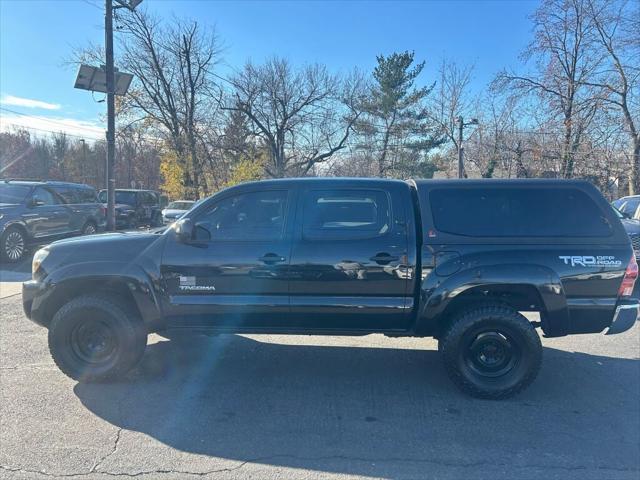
195, 190, 287, 242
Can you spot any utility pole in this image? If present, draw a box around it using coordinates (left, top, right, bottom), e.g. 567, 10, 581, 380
457, 116, 479, 179
73, 2, 137, 227
101, 0, 142, 230
79, 139, 87, 184
105, 0, 116, 230
457, 116, 464, 179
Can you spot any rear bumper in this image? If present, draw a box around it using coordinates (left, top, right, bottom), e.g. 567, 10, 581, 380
605, 302, 639, 335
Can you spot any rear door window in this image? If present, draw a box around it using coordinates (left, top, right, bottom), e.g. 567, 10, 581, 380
77, 188, 97, 203
142, 192, 157, 205
50, 186, 77, 204
302, 189, 391, 240
429, 187, 611, 237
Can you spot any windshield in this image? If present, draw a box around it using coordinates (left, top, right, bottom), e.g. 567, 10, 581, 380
167, 201, 194, 210
0, 184, 31, 204
619, 197, 640, 215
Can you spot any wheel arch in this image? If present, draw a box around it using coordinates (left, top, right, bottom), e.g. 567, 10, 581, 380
430, 284, 545, 338
2, 221, 29, 239
416, 263, 570, 338
34, 268, 164, 332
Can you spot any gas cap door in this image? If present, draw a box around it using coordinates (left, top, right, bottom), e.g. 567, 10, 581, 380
434, 251, 461, 276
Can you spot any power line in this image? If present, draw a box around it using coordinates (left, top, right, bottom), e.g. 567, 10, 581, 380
0, 107, 104, 135
80, 0, 103, 10
0, 123, 96, 140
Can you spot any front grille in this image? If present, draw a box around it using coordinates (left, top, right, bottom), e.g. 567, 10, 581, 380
630, 234, 640, 260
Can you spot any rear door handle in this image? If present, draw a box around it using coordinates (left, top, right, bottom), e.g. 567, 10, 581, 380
259, 253, 286, 264
370, 253, 400, 265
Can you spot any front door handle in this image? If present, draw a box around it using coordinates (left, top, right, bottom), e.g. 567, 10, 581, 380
259, 253, 286, 264
370, 253, 399, 265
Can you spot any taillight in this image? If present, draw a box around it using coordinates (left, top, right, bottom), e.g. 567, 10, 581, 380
618, 255, 638, 297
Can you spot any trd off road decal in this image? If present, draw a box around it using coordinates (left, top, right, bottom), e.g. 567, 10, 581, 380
178, 275, 216, 291
559, 255, 622, 267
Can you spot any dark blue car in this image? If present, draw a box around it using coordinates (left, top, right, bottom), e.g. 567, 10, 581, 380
0, 180, 105, 263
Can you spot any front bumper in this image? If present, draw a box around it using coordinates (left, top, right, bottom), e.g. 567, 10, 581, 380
22, 279, 48, 327
605, 302, 639, 335
23, 277, 60, 329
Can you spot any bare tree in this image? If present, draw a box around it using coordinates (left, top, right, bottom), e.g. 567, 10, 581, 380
465, 93, 523, 178
51, 132, 69, 180
584, 0, 640, 193
431, 61, 474, 146
496, 0, 603, 178
117, 9, 221, 197
424, 59, 477, 176
226, 58, 361, 177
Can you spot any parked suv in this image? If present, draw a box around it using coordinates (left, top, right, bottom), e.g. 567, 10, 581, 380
23, 179, 639, 399
0, 180, 105, 263
98, 189, 164, 229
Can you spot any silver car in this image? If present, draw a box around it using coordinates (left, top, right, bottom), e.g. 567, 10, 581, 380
161, 200, 195, 225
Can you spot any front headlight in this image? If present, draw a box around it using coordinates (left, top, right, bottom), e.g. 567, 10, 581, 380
32, 248, 49, 276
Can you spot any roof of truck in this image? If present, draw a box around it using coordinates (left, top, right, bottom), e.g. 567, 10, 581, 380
230, 177, 597, 187
235, 177, 408, 187
411, 178, 595, 187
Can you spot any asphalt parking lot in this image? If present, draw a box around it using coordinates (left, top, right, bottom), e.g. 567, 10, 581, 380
0, 264, 639, 480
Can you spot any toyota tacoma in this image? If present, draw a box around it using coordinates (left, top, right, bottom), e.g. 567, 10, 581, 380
22, 178, 639, 398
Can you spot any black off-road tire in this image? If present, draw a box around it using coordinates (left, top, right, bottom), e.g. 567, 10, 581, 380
439, 304, 542, 400
1, 225, 27, 263
48, 295, 147, 382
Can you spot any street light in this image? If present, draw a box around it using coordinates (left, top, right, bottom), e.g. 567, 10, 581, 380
73, 0, 142, 231
457, 117, 479, 179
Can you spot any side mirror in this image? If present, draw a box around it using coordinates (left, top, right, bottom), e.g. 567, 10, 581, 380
30, 197, 45, 207
174, 218, 195, 243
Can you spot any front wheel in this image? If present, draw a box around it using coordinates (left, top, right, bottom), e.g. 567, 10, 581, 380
439, 304, 542, 399
48, 295, 147, 382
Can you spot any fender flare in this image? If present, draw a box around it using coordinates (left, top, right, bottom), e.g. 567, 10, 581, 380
36, 261, 163, 330
416, 263, 570, 337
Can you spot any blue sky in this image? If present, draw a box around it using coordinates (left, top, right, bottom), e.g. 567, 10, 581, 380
0, 0, 538, 140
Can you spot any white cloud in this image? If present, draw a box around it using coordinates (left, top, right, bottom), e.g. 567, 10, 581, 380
1, 95, 61, 110
0, 113, 104, 140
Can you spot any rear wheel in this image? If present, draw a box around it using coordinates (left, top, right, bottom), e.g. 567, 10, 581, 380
439, 304, 542, 399
126, 216, 138, 230
81, 221, 97, 235
150, 212, 162, 228
48, 295, 147, 382
1, 225, 27, 263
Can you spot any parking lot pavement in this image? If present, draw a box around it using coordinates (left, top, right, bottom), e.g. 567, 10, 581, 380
0, 294, 638, 480
0, 257, 31, 299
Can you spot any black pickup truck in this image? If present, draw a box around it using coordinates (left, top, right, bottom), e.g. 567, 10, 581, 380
22, 178, 639, 398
